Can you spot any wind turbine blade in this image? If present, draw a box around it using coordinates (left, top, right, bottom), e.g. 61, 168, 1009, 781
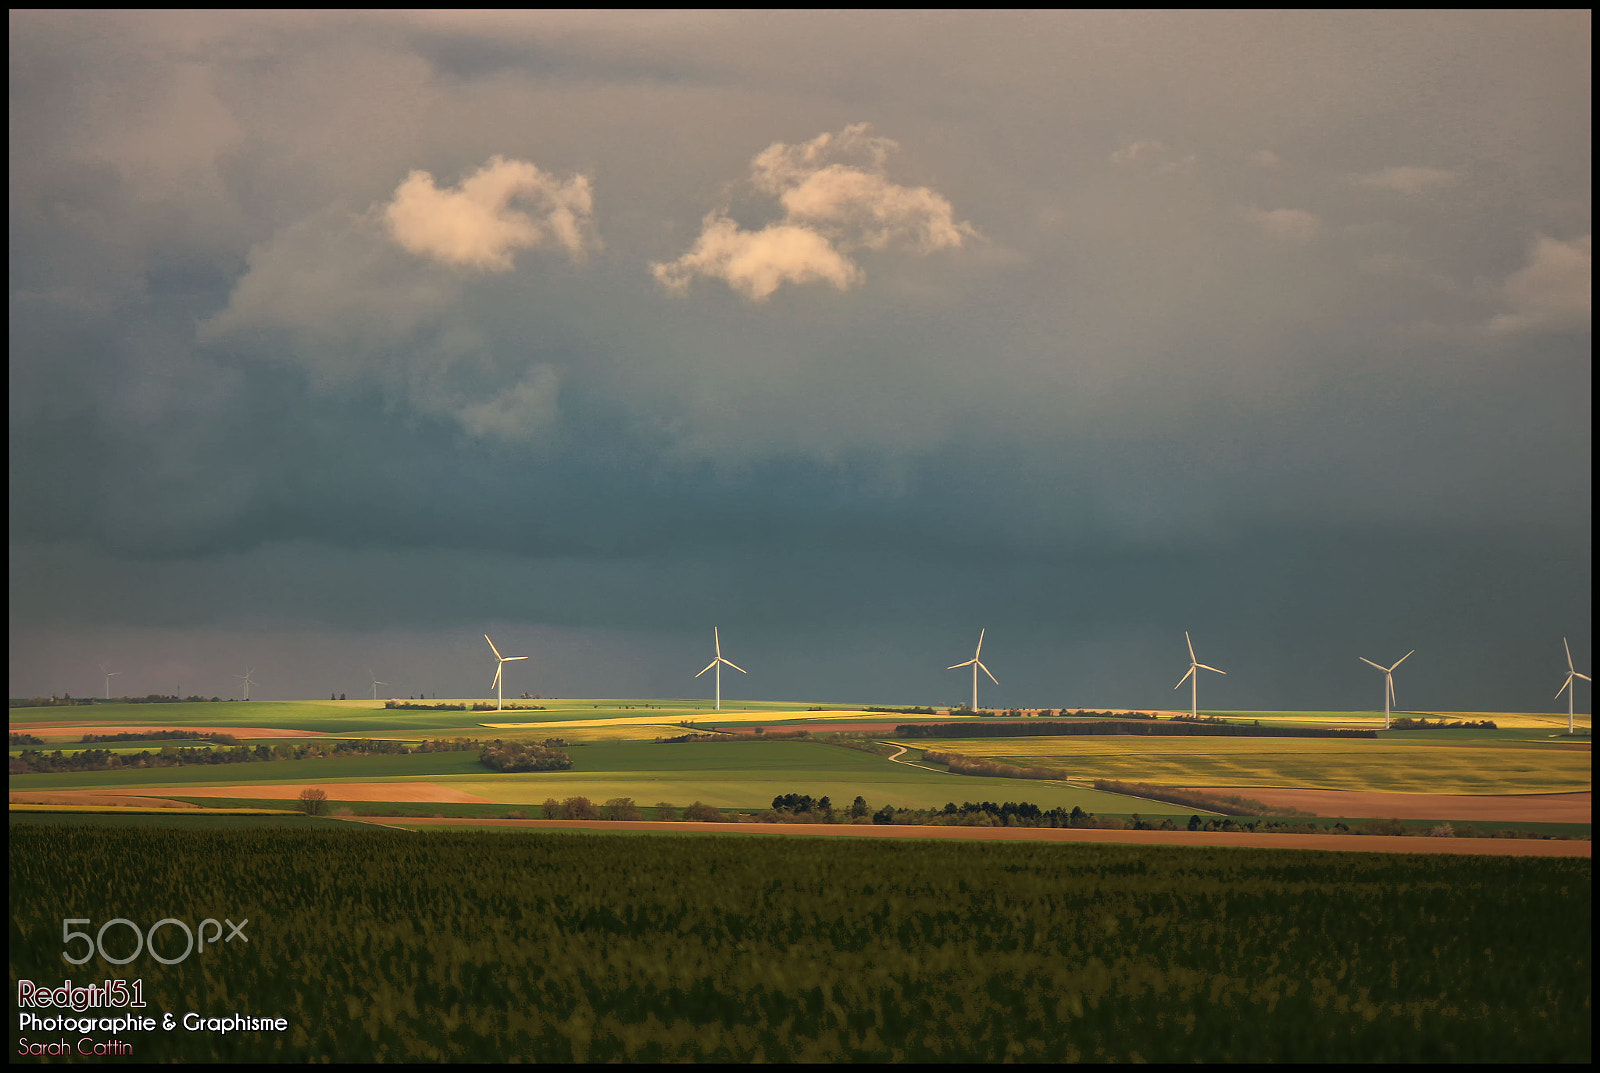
1575, 672, 1592, 682
1565, 637, 1574, 672
714, 627, 722, 658
1387, 676, 1396, 705
979, 661, 999, 685
721, 659, 747, 674
1391, 650, 1415, 671
1186, 631, 1196, 662
1175, 667, 1195, 689
695, 661, 717, 678
504, 656, 529, 662
975, 628, 985, 657
1197, 663, 1225, 675
1359, 657, 1384, 671
948, 660, 976, 670
1555, 675, 1572, 700
485, 635, 502, 660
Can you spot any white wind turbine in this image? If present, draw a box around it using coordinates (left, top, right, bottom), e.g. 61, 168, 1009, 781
1359, 650, 1413, 730
484, 635, 528, 712
100, 662, 121, 703
948, 629, 998, 711
694, 627, 746, 711
235, 667, 258, 701
369, 669, 387, 701
1555, 638, 1590, 736
1174, 632, 1226, 719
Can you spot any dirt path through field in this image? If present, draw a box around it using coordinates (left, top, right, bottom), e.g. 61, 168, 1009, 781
348, 817, 1590, 856
1186, 787, 1590, 823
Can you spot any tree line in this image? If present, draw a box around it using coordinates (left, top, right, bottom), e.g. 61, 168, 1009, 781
895, 720, 1376, 739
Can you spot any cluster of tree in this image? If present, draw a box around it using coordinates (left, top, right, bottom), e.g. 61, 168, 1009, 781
79, 729, 233, 744
11, 695, 223, 708
771, 793, 832, 813
921, 750, 1069, 781
469, 702, 547, 712
1389, 716, 1498, 730
655, 731, 732, 743
864, 706, 938, 715
1170, 713, 1230, 724
1092, 780, 1316, 817
478, 739, 573, 773
385, 700, 467, 710
895, 720, 1375, 739
11, 736, 482, 774
538, 796, 644, 820
10, 732, 44, 745
948, 707, 998, 717
1064, 709, 1159, 720
867, 801, 1137, 828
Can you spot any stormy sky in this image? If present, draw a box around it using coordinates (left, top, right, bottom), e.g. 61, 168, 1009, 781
9, 11, 1591, 711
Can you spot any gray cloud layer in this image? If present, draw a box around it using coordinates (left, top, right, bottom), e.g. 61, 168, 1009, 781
9, 11, 1590, 709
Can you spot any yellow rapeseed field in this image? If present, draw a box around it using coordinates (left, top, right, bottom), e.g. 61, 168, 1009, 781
902, 736, 1591, 795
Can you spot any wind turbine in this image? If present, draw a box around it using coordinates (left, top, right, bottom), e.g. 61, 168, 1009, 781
235, 667, 258, 701
694, 627, 746, 711
484, 635, 527, 712
369, 669, 387, 701
1359, 650, 1413, 730
1555, 638, 1590, 736
100, 665, 121, 701
1174, 632, 1226, 719
948, 629, 998, 711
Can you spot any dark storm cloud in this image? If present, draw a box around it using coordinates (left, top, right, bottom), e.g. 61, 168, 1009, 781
9, 11, 1590, 711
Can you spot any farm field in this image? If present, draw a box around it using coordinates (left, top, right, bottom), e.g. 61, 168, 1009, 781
1207, 709, 1591, 733
905, 735, 1592, 796
9, 821, 1590, 1061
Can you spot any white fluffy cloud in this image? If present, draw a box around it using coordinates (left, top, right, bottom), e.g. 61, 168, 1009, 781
385, 155, 596, 270
1484, 233, 1591, 337
1241, 206, 1321, 244
1354, 165, 1458, 195
653, 123, 975, 300
1109, 139, 1196, 174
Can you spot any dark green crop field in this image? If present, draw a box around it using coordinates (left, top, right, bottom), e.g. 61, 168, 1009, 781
9, 821, 1590, 1062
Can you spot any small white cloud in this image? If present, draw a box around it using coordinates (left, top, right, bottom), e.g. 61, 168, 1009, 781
1484, 234, 1591, 337
456, 364, 563, 440
1110, 139, 1196, 174
1242, 207, 1320, 244
652, 213, 861, 301
653, 123, 975, 300
384, 155, 596, 271
1353, 166, 1458, 196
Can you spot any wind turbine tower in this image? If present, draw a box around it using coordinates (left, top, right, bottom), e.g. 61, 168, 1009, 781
101, 665, 121, 701
235, 668, 258, 701
1175, 632, 1226, 719
1358, 650, 1413, 730
369, 669, 387, 701
694, 627, 746, 711
948, 629, 998, 711
484, 635, 528, 712
1556, 638, 1590, 736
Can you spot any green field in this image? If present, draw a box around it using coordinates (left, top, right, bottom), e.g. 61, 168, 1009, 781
8, 821, 1590, 1061
904, 735, 1591, 795
10, 701, 1590, 821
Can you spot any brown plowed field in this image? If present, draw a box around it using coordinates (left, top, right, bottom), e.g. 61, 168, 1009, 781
8, 725, 330, 739
348, 817, 1591, 857
20, 783, 497, 804
1186, 787, 1591, 823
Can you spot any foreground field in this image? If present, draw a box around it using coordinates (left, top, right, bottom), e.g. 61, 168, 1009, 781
9, 821, 1589, 1061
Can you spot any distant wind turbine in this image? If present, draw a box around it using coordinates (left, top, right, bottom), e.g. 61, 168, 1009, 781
235, 667, 258, 701
1175, 632, 1226, 719
484, 635, 528, 712
101, 664, 121, 701
369, 669, 387, 701
1359, 650, 1413, 730
694, 627, 746, 711
948, 629, 998, 711
1555, 638, 1590, 736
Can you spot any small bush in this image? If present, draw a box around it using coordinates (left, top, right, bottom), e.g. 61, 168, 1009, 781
684, 801, 724, 822
654, 802, 679, 821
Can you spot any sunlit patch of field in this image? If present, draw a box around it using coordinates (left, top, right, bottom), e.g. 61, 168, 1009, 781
1217, 710, 1591, 733
903, 736, 1592, 796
